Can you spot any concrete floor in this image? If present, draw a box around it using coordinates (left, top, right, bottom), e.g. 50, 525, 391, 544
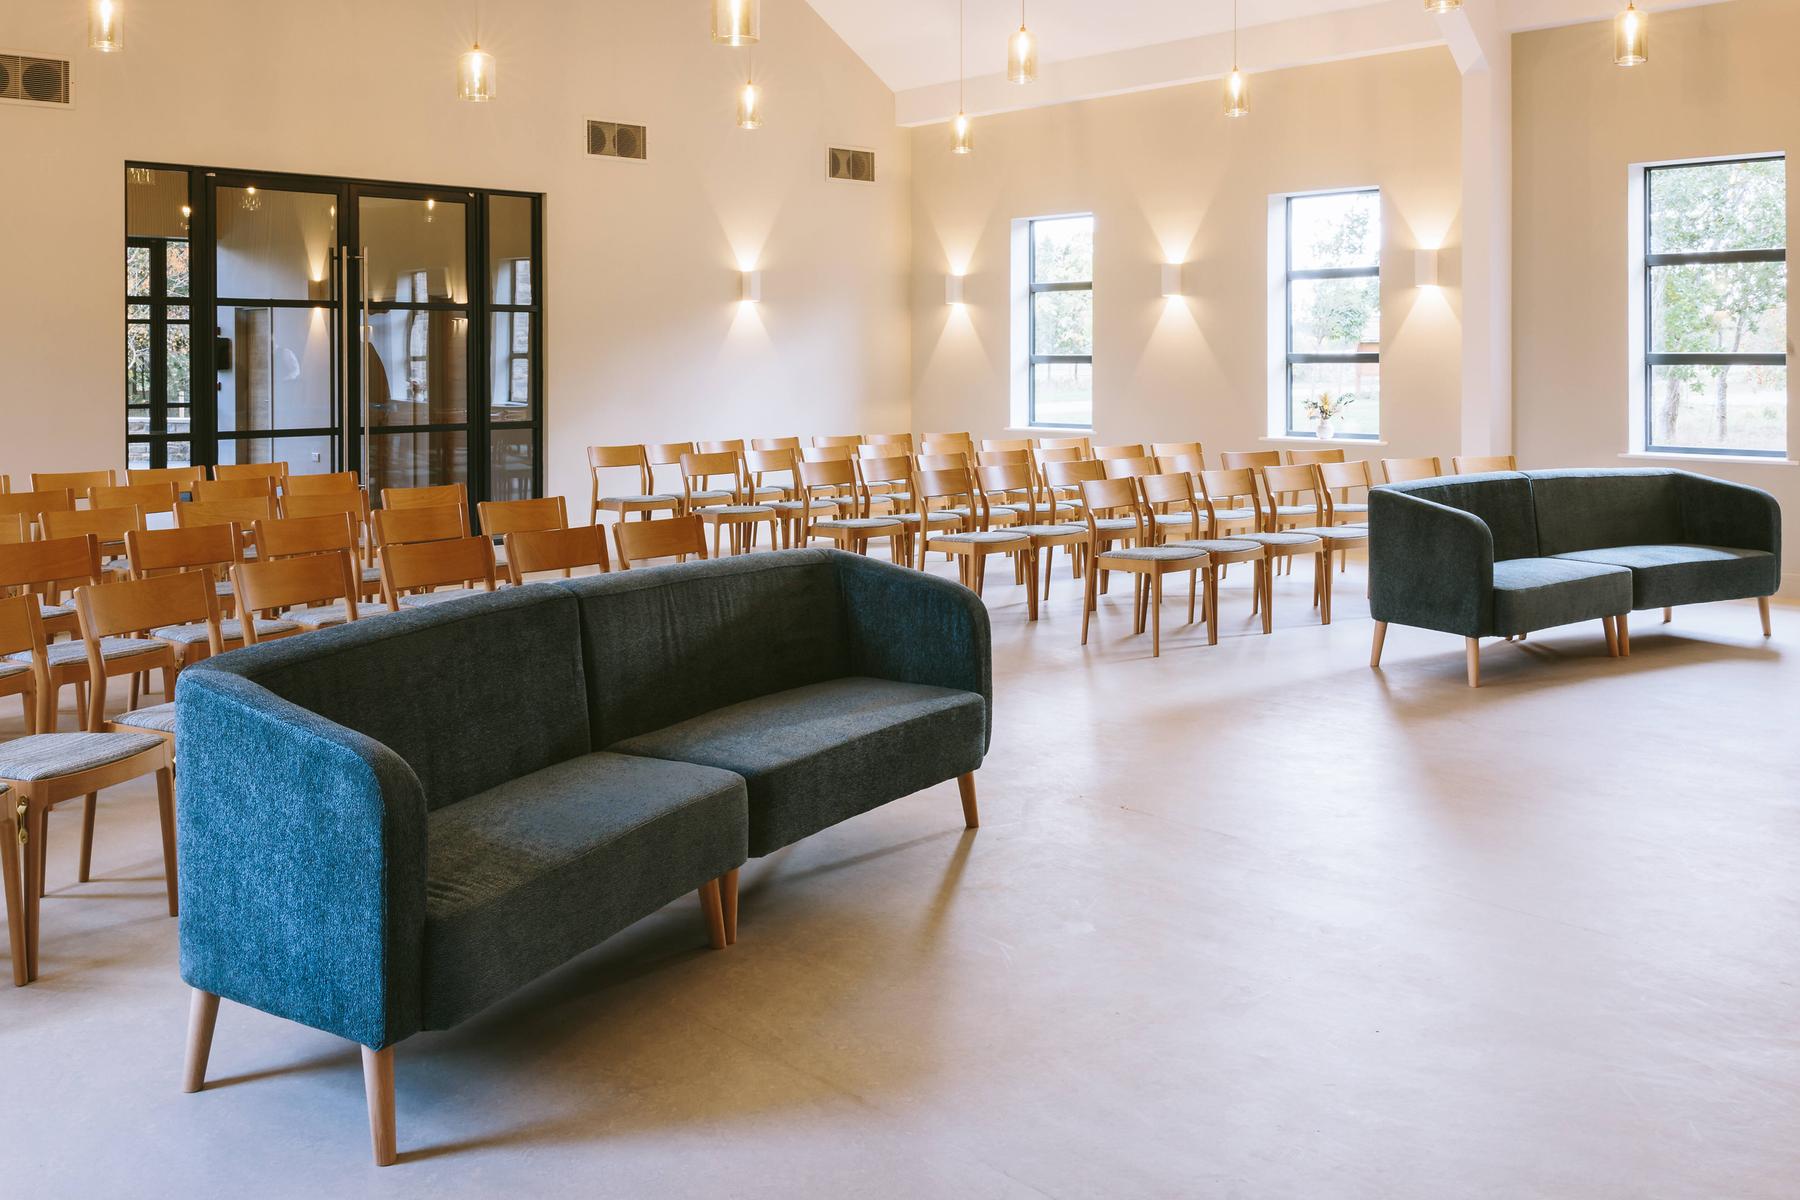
2, 559, 1796, 1199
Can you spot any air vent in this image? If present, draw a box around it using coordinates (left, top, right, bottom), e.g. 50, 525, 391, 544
827, 147, 875, 184
0, 53, 72, 108
586, 120, 647, 161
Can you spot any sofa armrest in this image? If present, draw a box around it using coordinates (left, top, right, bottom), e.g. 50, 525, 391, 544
175, 668, 428, 1050
1676, 472, 1783, 567
831, 551, 994, 752
1369, 488, 1498, 637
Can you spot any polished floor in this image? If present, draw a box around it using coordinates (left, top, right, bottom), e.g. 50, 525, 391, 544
2, 557, 1796, 1198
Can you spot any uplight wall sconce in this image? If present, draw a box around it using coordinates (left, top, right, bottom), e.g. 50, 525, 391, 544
1414, 248, 1441, 288
945, 274, 966, 306
740, 269, 763, 303
1161, 263, 1187, 299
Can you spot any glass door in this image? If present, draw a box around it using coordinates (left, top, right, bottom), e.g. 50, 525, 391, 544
209, 175, 347, 476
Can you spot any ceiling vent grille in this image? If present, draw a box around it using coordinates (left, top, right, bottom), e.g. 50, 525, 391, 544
827, 147, 875, 184
0, 53, 72, 108
586, 120, 647, 161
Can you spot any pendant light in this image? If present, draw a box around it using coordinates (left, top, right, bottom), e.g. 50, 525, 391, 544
1007, 2, 1038, 84
88, 0, 123, 52
952, 0, 974, 154
1615, 2, 1647, 67
1423, 0, 1463, 13
713, 0, 760, 47
458, 44, 496, 100
738, 71, 763, 129
1224, 0, 1248, 118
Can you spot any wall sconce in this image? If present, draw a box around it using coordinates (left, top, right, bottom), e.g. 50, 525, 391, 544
945, 275, 966, 306
1414, 249, 1441, 288
740, 269, 763, 304
1161, 263, 1187, 299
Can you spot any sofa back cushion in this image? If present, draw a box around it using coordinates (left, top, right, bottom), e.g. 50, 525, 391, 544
555, 550, 853, 747
1527, 469, 1684, 555
195, 586, 591, 811
1378, 473, 1540, 561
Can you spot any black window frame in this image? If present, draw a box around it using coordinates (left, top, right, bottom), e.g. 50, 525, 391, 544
1642, 155, 1788, 459
1027, 214, 1095, 431
1284, 187, 1381, 439
125, 233, 194, 471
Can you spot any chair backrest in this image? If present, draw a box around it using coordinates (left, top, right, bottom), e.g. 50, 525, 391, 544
42, 504, 145, 549
281, 490, 368, 525
1080, 478, 1146, 541
1220, 450, 1281, 472
1198, 468, 1261, 512
1381, 456, 1443, 483
0, 488, 77, 533
1285, 448, 1346, 466
1036, 435, 1091, 454
917, 451, 972, 472
231, 551, 358, 639
371, 503, 466, 548
922, 431, 972, 445
1043, 459, 1105, 490
698, 439, 747, 454
33, 469, 117, 496
801, 444, 854, 463
176, 496, 276, 532
913, 466, 979, 515
681, 451, 747, 503
1453, 454, 1518, 475
811, 435, 862, 449
1141, 472, 1201, 512
78, 570, 221, 669
194, 476, 277, 502
91, 482, 178, 515
0, 593, 48, 668
383, 484, 470, 533
503, 525, 610, 584
613, 514, 708, 569
980, 438, 1032, 453
477, 496, 567, 539
127, 524, 240, 577
797, 457, 858, 496
744, 447, 798, 481
214, 461, 289, 483
1260, 464, 1321, 508
0, 514, 26, 545
863, 433, 913, 449
1093, 444, 1146, 462
1318, 460, 1375, 493
379, 537, 497, 608
856, 455, 914, 497
127, 466, 205, 495
587, 444, 655, 497
750, 437, 801, 452
253, 512, 360, 559
1102, 455, 1158, 480
1150, 441, 1204, 467
0, 533, 102, 592
646, 442, 695, 466
976, 448, 1031, 468
977, 464, 1043, 523
282, 471, 362, 498
919, 439, 973, 460
1156, 451, 1206, 480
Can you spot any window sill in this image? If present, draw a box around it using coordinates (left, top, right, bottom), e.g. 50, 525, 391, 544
1259, 436, 1388, 447
1006, 426, 1094, 436
1619, 452, 1797, 467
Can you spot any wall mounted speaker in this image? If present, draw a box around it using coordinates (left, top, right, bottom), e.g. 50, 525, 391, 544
0, 53, 72, 108
827, 147, 875, 184
587, 120, 648, 161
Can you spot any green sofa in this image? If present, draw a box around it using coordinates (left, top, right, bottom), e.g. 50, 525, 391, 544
1369, 468, 1780, 686
172, 549, 992, 1164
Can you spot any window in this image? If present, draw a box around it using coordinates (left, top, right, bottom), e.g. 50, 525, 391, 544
124, 168, 193, 470
1282, 189, 1380, 438
1028, 215, 1094, 429
1641, 156, 1787, 457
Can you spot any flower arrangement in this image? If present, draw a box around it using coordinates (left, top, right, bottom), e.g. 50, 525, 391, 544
1301, 391, 1355, 422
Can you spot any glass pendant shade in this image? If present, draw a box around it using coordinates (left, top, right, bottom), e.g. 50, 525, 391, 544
1615, 3, 1647, 66
1224, 69, 1249, 118
88, 0, 123, 52
713, 0, 761, 46
1424, 0, 1463, 13
951, 112, 974, 155
459, 45, 496, 101
1007, 26, 1038, 84
738, 82, 763, 129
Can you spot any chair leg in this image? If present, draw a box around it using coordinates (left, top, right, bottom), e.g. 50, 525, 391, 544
957, 772, 980, 829
23, 802, 45, 981
1205, 569, 1220, 646
183, 989, 221, 1093
1759, 596, 1772, 637
1260, 561, 1274, 635
699, 878, 727, 950
155, 767, 178, 917
3, 796, 25, 988
1151, 574, 1163, 657
720, 868, 739, 946
1602, 616, 1619, 657
1081, 563, 1096, 646
1318, 552, 1333, 625
1466, 638, 1481, 688
362, 1045, 398, 1167
1370, 620, 1388, 668
34, 806, 47, 899
78, 793, 97, 884
1618, 612, 1632, 656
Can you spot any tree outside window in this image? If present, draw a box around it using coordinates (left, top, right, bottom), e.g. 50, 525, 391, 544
1286, 189, 1380, 438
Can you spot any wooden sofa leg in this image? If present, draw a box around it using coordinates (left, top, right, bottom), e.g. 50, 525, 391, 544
1662, 607, 1673, 624
362, 1045, 397, 1167
699, 879, 727, 950
1760, 596, 1772, 638
1369, 621, 1387, 669
182, 989, 221, 1093
1617, 613, 1631, 657
721, 869, 739, 946
1602, 616, 1619, 657
1465, 638, 1481, 688
957, 772, 980, 830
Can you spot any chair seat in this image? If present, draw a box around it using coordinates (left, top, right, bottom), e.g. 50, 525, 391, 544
7, 638, 164, 668
0, 660, 26, 680
422, 752, 748, 1030
1170, 538, 1266, 557
398, 588, 491, 608
152, 617, 299, 645
1013, 524, 1089, 539
0, 731, 164, 783
815, 517, 904, 531
1492, 557, 1632, 635
687, 489, 735, 503
39, 602, 75, 620
1210, 507, 1257, 523
1550, 544, 1778, 610
697, 505, 775, 517
767, 499, 838, 513
1226, 532, 1323, 551
930, 530, 1031, 546
609, 677, 986, 859
1272, 505, 1319, 518
1288, 525, 1370, 543
894, 511, 965, 525
1151, 513, 1199, 527
1099, 545, 1209, 563
361, 566, 384, 585
1331, 502, 1371, 515
284, 603, 361, 630
115, 702, 178, 734
1091, 517, 1138, 533
601, 493, 681, 508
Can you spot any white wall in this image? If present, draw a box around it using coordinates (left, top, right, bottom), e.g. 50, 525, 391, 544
0, 0, 911, 504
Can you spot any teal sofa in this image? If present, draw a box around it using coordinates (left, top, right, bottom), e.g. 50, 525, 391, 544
1368, 468, 1780, 686
173, 549, 991, 1164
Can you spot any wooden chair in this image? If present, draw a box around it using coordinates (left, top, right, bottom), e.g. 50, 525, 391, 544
382, 484, 471, 534
0, 592, 178, 986
503, 525, 610, 585
1452, 454, 1518, 474
922, 431, 973, 445
127, 466, 205, 498
1102, 455, 1159, 482
176, 496, 277, 550
1260, 465, 1364, 622
0, 515, 24, 546
1317, 460, 1376, 526
747, 449, 831, 548
1035, 446, 1088, 509
1093, 444, 1148, 463
1219, 450, 1281, 472
801, 444, 855, 463
281, 491, 378, 596
232, 551, 362, 639
703, 442, 787, 503
859, 455, 954, 562
125, 523, 245, 621
194, 477, 278, 503
371, 504, 466, 550
646, 443, 707, 509
251, 515, 372, 630
1077, 478, 1210, 658
750, 436, 801, 452
587, 445, 681, 526
282, 471, 362, 498
918, 468, 1032, 600
0, 489, 76, 539
32, 470, 117, 503
1195, 469, 1316, 634
1036, 435, 1091, 455
1257, 464, 1324, 532
1381, 456, 1444, 484
0, 532, 104, 644
1142, 473, 1265, 643
1285, 448, 1346, 466
1150, 442, 1205, 470
680, 451, 776, 556
979, 463, 1088, 615
863, 433, 914, 451
796, 460, 906, 565
614, 514, 708, 569
90, 482, 178, 520
980, 438, 1032, 453
0, 588, 44, 732
42, 505, 145, 573
379, 537, 497, 611
477, 497, 567, 573
919, 437, 974, 460
810, 435, 863, 449
213, 462, 289, 484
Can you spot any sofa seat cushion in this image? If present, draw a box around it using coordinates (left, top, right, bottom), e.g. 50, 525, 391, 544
1491, 558, 1632, 635
609, 677, 987, 858
1550, 544, 1778, 609
422, 752, 748, 1029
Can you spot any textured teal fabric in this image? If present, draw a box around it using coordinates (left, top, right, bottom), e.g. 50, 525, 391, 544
609, 677, 985, 857
423, 753, 747, 1028
1674, 472, 1782, 561
1490, 558, 1632, 635
1368, 488, 1497, 636
1378, 473, 1539, 561
1551, 545, 1778, 609
1528, 469, 1684, 555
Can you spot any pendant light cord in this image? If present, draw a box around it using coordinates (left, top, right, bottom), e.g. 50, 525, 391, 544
959, 0, 966, 110
1233, 0, 1239, 69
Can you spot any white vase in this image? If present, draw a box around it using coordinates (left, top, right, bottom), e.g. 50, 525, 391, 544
1315, 418, 1335, 440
